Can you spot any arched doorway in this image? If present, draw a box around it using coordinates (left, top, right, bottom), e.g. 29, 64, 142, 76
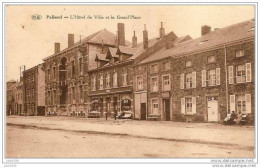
59, 57, 68, 106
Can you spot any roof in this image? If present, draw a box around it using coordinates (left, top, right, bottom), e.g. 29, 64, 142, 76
117, 46, 138, 55
139, 19, 255, 64
106, 47, 119, 59
44, 29, 131, 61
95, 53, 109, 62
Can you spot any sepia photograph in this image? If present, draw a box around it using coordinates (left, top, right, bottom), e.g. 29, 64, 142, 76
1, 1, 258, 167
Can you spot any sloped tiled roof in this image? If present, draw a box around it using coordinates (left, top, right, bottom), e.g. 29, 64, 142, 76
139, 19, 255, 64
117, 46, 138, 55
106, 47, 119, 59
95, 53, 109, 62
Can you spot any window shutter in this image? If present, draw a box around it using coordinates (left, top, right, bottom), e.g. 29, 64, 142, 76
246, 63, 252, 82
180, 73, 184, 89
192, 97, 196, 114
228, 66, 234, 84
181, 98, 185, 114
202, 70, 206, 87
230, 95, 235, 113
245, 94, 251, 113
216, 68, 220, 85
192, 71, 196, 88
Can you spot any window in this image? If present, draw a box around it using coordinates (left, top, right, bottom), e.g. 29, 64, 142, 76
185, 98, 192, 113
163, 62, 170, 71
236, 65, 246, 83
202, 68, 220, 87
185, 61, 192, 67
150, 64, 158, 73
181, 97, 196, 114
162, 75, 170, 91
92, 76, 96, 91
106, 73, 110, 88
72, 87, 75, 103
230, 94, 251, 114
79, 58, 83, 75
71, 61, 75, 76
53, 90, 56, 104
207, 55, 216, 63
122, 70, 127, 86
208, 69, 216, 86
48, 69, 51, 81
237, 95, 246, 114
137, 76, 143, 91
185, 73, 192, 89
79, 85, 83, 102
99, 74, 103, 90
151, 77, 158, 92
151, 99, 159, 114
236, 50, 245, 57
53, 67, 56, 79
113, 72, 117, 87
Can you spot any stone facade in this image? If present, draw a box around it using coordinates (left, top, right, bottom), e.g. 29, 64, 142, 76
13, 80, 24, 115
23, 63, 45, 116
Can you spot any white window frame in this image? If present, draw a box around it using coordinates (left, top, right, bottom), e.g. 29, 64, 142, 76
236, 64, 246, 83
163, 62, 170, 71
150, 64, 158, 74
106, 73, 110, 88
207, 55, 216, 63
99, 74, 103, 90
237, 94, 246, 114
151, 76, 158, 92
236, 50, 245, 57
136, 75, 143, 91
122, 70, 127, 86
185, 60, 192, 67
162, 74, 171, 91
185, 73, 192, 89
208, 69, 216, 86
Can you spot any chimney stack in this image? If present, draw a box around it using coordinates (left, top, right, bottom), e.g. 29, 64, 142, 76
54, 43, 60, 54
159, 22, 165, 38
143, 24, 148, 49
201, 25, 211, 36
117, 23, 125, 46
68, 34, 74, 48
132, 31, 137, 48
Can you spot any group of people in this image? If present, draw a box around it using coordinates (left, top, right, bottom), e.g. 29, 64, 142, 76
224, 111, 246, 125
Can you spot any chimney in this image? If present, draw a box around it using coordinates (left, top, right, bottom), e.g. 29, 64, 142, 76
132, 31, 137, 48
159, 22, 165, 38
117, 23, 125, 46
143, 24, 148, 49
68, 34, 74, 47
54, 43, 60, 54
201, 25, 211, 36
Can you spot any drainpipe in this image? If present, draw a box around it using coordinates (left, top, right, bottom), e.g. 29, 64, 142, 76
224, 45, 229, 115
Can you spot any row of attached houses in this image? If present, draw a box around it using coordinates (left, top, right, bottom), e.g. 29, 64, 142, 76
8, 19, 254, 123
133, 19, 255, 123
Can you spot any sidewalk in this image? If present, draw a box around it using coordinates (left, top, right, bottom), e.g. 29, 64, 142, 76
6, 116, 255, 150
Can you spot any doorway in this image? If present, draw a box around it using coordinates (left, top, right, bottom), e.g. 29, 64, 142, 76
140, 103, 146, 120
164, 99, 170, 121
207, 96, 219, 122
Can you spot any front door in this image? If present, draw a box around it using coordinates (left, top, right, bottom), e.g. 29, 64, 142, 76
207, 96, 219, 122
164, 99, 170, 121
140, 103, 146, 120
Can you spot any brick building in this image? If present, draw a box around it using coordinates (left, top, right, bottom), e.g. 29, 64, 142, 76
134, 19, 255, 123
6, 80, 17, 116
43, 27, 124, 115
89, 23, 178, 118
23, 63, 45, 116
12, 80, 24, 115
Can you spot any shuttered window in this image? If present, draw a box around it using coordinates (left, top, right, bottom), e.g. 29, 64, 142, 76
192, 71, 196, 88
230, 95, 235, 113
228, 66, 234, 84
216, 68, 220, 85
180, 73, 184, 89
202, 70, 206, 87
245, 94, 251, 113
246, 63, 252, 82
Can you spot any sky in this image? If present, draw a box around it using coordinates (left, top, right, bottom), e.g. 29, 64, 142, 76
5, 5, 255, 81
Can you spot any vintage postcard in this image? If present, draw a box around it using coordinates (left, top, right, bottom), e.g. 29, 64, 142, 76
2, 1, 258, 167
